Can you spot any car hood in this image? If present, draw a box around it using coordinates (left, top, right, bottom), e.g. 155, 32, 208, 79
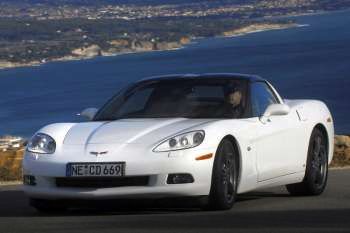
63, 118, 216, 145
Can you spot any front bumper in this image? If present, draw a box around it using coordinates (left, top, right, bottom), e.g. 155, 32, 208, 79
22, 143, 215, 200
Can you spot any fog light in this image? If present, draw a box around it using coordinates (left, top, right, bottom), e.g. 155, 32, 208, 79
167, 173, 194, 184
23, 175, 36, 186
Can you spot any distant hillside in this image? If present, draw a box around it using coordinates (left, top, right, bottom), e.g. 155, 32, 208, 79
0, 0, 254, 6
1, 0, 349, 9
1, 0, 350, 69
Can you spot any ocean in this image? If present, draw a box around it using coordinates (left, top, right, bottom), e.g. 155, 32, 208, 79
0, 10, 349, 137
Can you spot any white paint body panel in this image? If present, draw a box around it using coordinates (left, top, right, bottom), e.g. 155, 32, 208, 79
22, 87, 334, 200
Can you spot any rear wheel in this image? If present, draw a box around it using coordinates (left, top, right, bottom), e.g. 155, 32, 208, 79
204, 139, 238, 210
286, 128, 328, 196
30, 198, 67, 213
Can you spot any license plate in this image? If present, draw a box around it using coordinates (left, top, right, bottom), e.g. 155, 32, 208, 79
66, 162, 125, 177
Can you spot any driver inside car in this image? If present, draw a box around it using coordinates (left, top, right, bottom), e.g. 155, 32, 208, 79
226, 88, 244, 118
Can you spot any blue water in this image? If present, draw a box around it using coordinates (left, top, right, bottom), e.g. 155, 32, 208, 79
1, 10, 350, 137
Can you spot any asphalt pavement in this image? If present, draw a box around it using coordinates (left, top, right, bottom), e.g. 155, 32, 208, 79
0, 169, 349, 233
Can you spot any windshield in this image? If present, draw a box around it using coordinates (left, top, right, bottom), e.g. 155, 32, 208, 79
94, 78, 248, 121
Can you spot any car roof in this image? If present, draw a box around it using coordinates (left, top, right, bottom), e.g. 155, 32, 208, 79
140, 73, 265, 83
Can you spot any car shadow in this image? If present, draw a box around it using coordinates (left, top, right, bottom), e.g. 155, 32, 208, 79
0, 185, 292, 217
1, 187, 350, 232
237, 191, 291, 202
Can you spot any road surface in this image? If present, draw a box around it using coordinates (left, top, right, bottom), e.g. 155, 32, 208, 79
0, 169, 349, 233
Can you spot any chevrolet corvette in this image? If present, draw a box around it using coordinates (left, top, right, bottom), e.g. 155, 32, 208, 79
23, 73, 334, 211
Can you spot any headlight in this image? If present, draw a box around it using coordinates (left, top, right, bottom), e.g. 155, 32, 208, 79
153, 130, 205, 152
27, 133, 56, 154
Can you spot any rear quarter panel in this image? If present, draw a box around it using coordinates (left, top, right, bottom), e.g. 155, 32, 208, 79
284, 99, 334, 164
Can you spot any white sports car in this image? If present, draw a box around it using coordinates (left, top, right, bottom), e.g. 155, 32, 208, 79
23, 73, 334, 211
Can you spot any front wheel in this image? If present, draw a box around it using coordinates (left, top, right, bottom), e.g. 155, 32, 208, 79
286, 128, 328, 196
203, 139, 238, 210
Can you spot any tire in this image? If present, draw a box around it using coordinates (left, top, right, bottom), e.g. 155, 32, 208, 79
204, 139, 239, 210
286, 128, 328, 196
29, 198, 67, 213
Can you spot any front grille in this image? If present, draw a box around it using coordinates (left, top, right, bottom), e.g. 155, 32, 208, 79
56, 176, 150, 188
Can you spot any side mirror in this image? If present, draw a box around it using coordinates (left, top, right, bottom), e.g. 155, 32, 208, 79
263, 104, 290, 117
78, 108, 98, 121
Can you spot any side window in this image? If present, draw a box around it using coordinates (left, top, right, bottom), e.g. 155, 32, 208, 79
250, 82, 279, 117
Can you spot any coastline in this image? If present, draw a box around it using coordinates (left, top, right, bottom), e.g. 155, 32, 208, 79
221, 22, 299, 38
0, 22, 300, 71
0, 44, 188, 71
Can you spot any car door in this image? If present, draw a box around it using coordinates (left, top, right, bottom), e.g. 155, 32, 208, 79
251, 82, 300, 182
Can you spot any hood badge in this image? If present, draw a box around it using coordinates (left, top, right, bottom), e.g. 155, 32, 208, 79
90, 151, 108, 156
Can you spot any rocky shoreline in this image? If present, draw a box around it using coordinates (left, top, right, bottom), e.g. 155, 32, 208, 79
222, 22, 299, 37
331, 135, 350, 167
0, 37, 191, 70
0, 22, 297, 71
